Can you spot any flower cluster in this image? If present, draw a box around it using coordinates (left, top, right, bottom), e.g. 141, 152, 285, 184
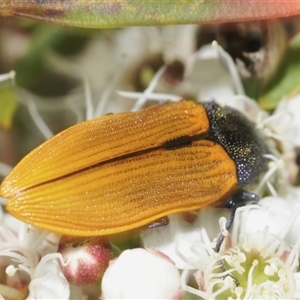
0, 25, 300, 299
0, 205, 69, 299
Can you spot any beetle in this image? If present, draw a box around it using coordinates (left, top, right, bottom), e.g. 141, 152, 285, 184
0, 100, 269, 237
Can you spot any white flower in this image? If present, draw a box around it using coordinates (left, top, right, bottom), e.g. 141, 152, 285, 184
101, 248, 182, 300
186, 42, 244, 102
235, 197, 294, 241
283, 187, 300, 246
141, 207, 236, 272
141, 214, 206, 269
28, 254, 69, 299
115, 26, 197, 94
274, 95, 300, 147
259, 97, 300, 186
0, 204, 69, 299
181, 205, 300, 299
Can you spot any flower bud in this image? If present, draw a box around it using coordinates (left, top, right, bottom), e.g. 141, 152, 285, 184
58, 237, 114, 286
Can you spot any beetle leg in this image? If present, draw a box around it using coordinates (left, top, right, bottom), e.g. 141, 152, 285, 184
214, 189, 259, 286
215, 189, 258, 252
213, 197, 239, 286
230, 189, 259, 205
146, 216, 170, 229
214, 201, 237, 253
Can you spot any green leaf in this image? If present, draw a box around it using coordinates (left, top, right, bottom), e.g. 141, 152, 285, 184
260, 32, 300, 110
1, 0, 300, 28
0, 87, 18, 129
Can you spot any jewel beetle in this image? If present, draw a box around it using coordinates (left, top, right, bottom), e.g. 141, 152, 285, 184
0, 100, 269, 237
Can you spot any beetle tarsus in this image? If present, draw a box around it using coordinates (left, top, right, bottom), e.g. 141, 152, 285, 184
217, 259, 240, 287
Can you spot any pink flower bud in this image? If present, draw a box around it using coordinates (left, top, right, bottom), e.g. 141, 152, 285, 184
58, 237, 114, 286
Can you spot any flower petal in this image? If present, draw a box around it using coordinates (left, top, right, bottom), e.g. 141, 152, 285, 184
28, 255, 69, 299
101, 248, 181, 299
141, 214, 205, 269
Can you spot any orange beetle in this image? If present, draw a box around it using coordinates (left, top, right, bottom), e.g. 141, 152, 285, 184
0, 101, 269, 236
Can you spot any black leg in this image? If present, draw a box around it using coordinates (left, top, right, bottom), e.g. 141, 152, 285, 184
146, 216, 170, 229
214, 189, 258, 252
213, 189, 259, 286
214, 202, 237, 253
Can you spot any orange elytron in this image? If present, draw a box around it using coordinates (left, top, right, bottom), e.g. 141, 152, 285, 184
1, 101, 269, 236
